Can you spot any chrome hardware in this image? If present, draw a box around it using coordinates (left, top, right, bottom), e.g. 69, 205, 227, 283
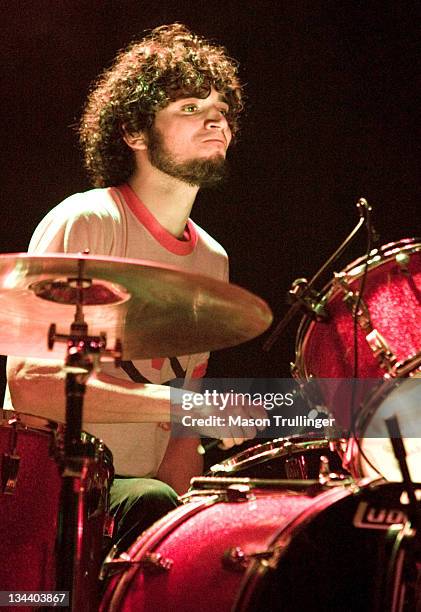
222, 546, 275, 572
1, 416, 21, 494
140, 552, 173, 574
285, 455, 308, 479
288, 278, 329, 321
319, 455, 349, 486
334, 272, 372, 330
182, 483, 254, 503
365, 329, 397, 372
333, 272, 398, 372
225, 484, 254, 503
100, 551, 173, 579
318, 455, 330, 482
1, 453, 21, 495
395, 252, 410, 270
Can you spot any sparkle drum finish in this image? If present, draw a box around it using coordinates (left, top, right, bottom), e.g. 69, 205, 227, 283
100, 478, 417, 612
0, 410, 113, 612
295, 239, 421, 380
294, 239, 421, 479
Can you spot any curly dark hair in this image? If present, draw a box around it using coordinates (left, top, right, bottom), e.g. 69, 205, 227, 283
79, 24, 244, 187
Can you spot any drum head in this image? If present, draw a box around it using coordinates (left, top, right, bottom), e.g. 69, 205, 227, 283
357, 375, 421, 481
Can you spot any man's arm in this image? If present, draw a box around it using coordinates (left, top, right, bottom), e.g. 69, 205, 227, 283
7, 356, 172, 424
156, 436, 203, 494
7, 357, 267, 442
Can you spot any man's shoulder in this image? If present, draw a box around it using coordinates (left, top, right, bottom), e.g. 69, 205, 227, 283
190, 220, 228, 259
54, 187, 122, 220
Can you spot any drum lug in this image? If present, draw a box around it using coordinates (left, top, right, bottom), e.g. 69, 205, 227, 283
318, 455, 348, 486
334, 273, 398, 372
100, 550, 173, 580
1, 453, 21, 495
334, 272, 372, 330
365, 329, 397, 372
222, 546, 274, 572
140, 552, 173, 574
225, 484, 255, 503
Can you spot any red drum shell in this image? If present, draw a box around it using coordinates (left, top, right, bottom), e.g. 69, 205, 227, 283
0, 410, 112, 612
100, 480, 412, 612
295, 239, 421, 379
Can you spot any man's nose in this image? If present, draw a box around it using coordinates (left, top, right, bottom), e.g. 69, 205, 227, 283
204, 107, 228, 130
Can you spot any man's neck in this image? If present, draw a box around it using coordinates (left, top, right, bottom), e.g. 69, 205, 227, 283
127, 166, 199, 239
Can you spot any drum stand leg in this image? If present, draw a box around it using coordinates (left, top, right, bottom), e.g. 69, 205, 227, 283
56, 370, 92, 611
45, 261, 122, 610
49, 295, 121, 610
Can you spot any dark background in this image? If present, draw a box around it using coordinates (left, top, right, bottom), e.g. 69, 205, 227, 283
1, 0, 420, 400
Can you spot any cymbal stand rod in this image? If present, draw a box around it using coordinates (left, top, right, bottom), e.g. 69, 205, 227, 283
49, 259, 121, 610
385, 415, 419, 531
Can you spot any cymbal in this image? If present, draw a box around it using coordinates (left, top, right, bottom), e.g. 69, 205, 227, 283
0, 253, 272, 360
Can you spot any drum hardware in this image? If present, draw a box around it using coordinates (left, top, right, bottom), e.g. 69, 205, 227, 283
222, 546, 275, 572
1, 415, 20, 494
0, 410, 113, 609
1, 451, 20, 494
264, 197, 373, 352
209, 435, 350, 483
392, 352, 421, 378
188, 476, 341, 496
101, 550, 173, 580
287, 278, 329, 321
385, 415, 420, 532
44, 259, 122, 609
292, 239, 421, 482
333, 270, 398, 373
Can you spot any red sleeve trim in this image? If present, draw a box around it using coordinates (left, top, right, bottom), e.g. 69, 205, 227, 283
192, 361, 208, 379
116, 183, 198, 255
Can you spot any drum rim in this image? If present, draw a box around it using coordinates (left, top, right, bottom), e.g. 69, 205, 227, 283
209, 435, 331, 474
0, 408, 58, 435
233, 478, 408, 610
0, 408, 113, 465
294, 238, 421, 379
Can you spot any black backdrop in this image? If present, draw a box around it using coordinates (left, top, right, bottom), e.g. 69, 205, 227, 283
2, 1, 420, 400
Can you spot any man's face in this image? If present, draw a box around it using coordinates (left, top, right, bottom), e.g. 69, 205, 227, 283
146, 87, 232, 187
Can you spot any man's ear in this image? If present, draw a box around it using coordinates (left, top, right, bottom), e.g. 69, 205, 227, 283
123, 130, 147, 151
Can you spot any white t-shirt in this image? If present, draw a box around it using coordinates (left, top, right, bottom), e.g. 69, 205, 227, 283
9, 184, 228, 476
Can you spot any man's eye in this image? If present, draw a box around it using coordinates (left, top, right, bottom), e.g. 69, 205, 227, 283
182, 104, 198, 113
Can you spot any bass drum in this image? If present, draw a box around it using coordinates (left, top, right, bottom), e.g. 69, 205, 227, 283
0, 410, 113, 612
208, 435, 347, 479
100, 478, 418, 612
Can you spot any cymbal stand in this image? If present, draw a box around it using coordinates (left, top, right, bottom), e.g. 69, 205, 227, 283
263, 198, 374, 351
48, 260, 121, 611
384, 416, 420, 610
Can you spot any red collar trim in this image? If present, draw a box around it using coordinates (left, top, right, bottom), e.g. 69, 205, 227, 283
115, 183, 197, 255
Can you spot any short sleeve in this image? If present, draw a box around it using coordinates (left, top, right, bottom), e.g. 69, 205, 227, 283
28, 189, 125, 256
